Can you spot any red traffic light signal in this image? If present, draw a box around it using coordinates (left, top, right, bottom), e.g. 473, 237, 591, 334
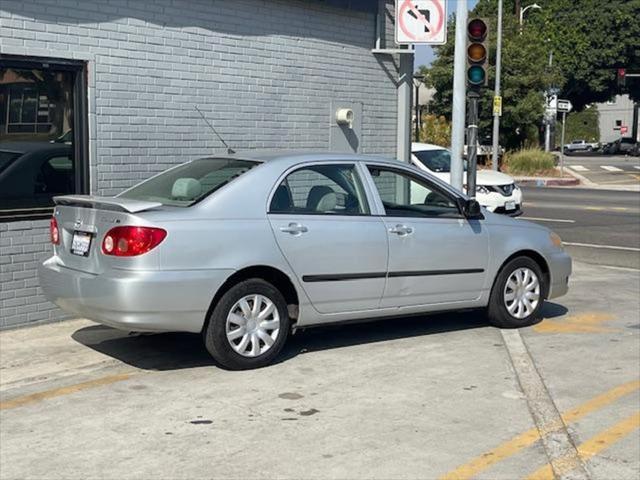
467, 19, 487, 40
617, 68, 626, 87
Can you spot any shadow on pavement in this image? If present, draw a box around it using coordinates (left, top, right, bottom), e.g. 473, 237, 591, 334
71, 303, 569, 371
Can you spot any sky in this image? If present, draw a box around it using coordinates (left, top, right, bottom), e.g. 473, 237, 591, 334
413, 0, 480, 71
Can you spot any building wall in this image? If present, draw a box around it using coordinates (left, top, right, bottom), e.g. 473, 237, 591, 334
597, 94, 636, 143
0, 0, 399, 328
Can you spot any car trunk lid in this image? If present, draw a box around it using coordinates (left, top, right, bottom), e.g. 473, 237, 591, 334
52, 195, 162, 274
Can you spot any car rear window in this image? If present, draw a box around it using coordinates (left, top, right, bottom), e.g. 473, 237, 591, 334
118, 158, 259, 207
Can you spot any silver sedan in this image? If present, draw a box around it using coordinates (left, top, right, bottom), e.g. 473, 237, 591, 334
39, 152, 571, 369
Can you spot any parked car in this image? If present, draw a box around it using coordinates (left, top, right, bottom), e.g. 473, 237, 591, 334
604, 137, 637, 155
412, 143, 522, 215
0, 142, 74, 210
39, 152, 571, 370
563, 140, 599, 153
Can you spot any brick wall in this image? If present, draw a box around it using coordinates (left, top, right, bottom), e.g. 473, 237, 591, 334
0, 0, 399, 328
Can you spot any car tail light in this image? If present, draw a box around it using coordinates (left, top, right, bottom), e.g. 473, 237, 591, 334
50, 217, 60, 245
101, 226, 167, 257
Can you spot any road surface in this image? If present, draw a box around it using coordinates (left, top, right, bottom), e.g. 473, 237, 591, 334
520, 186, 640, 269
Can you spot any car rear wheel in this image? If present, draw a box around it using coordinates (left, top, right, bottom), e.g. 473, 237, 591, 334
487, 257, 545, 328
204, 279, 290, 370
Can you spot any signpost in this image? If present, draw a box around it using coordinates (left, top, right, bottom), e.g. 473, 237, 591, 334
557, 99, 573, 177
395, 0, 447, 45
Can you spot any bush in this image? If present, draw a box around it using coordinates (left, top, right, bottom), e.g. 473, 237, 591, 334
419, 114, 451, 147
503, 148, 556, 176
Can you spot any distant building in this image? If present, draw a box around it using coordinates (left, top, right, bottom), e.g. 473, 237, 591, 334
597, 95, 639, 143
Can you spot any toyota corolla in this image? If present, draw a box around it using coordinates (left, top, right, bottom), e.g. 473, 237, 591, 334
39, 152, 571, 369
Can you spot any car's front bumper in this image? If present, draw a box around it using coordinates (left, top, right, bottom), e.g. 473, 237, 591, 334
480, 188, 523, 216
38, 256, 233, 333
547, 251, 572, 299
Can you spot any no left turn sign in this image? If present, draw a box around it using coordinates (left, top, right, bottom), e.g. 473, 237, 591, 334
396, 0, 447, 45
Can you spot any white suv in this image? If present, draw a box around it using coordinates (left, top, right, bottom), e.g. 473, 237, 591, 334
412, 143, 522, 215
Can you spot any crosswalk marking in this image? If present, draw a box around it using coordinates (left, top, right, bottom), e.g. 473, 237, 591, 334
569, 165, 589, 172
601, 165, 623, 172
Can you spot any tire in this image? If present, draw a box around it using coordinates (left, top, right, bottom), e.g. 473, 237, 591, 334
487, 257, 546, 328
203, 278, 290, 370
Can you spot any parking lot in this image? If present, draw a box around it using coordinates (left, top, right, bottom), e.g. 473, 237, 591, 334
2, 258, 639, 479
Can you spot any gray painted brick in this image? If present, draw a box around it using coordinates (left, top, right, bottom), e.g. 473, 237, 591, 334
0, 0, 397, 328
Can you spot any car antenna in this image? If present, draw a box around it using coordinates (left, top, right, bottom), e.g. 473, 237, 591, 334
194, 106, 235, 154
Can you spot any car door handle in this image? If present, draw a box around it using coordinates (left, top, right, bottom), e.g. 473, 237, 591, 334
388, 224, 413, 236
279, 223, 308, 235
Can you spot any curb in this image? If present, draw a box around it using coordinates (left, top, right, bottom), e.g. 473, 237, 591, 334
513, 176, 580, 187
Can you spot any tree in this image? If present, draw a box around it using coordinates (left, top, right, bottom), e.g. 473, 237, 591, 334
418, 0, 640, 148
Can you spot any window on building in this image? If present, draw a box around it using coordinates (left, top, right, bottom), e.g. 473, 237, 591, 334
615, 120, 622, 127
0, 56, 88, 221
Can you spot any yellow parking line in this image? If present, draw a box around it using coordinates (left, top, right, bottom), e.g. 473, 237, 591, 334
526, 411, 640, 480
0, 372, 133, 410
439, 380, 640, 480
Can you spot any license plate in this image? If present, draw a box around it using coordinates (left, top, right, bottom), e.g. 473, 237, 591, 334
505, 201, 516, 211
71, 231, 93, 257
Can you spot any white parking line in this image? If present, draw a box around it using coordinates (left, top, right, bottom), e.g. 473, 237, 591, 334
563, 242, 640, 252
569, 165, 589, 172
634, 166, 640, 170
601, 165, 623, 172
520, 217, 576, 223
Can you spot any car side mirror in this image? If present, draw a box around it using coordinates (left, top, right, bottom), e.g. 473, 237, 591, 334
460, 199, 484, 219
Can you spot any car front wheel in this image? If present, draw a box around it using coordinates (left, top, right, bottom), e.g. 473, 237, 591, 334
204, 279, 290, 370
487, 257, 545, 328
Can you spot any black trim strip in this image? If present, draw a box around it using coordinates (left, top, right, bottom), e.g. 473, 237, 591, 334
302, 268, 485, 282
388, 268, 485, 278
302, 272, 386, 282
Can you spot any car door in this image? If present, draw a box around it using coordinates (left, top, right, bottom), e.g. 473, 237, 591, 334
364, 163, 489, 308
267, 162, 388, 314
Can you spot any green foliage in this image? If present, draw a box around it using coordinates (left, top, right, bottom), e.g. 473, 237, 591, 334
503, 148, 557, 176
419, 0, 640, 149
419, 114, 451, 147
557, 108, 600, 146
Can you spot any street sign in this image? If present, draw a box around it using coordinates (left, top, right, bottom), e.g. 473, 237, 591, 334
557, 99, 573, 113
621, 125, 628, 134
396, 0, 447, 45
493, 95, 502, 116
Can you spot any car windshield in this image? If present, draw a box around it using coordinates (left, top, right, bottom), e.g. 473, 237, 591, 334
118, 158, 259, 207
0, 151, 22, 172
413, 148, 465, 173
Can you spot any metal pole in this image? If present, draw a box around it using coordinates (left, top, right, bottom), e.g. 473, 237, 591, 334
397, 53, 413, 164
415, 82, 420, 142
467, 92, 479, 198
560, 111, 566, 176
450, 0, 468, 192
491, 0, 503, 171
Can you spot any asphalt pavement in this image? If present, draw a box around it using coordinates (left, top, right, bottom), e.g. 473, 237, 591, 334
561, 154, 640, 187
520, 186, 640, 269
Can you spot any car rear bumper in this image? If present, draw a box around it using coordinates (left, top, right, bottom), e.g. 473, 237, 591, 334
38, 256, 233, 333
547, 251, 572, 299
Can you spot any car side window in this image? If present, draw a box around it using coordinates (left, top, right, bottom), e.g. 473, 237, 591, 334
367, 166, 461, 218
270, 164, 370, 215
35, 154, 75, 194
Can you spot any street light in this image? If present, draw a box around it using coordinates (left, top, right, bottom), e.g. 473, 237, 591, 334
413, 74, 425, 142
519, 3, 541, 34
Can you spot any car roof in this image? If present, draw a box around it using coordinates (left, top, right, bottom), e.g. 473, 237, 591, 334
202, 150, 403, 166
411, 142, 449, 152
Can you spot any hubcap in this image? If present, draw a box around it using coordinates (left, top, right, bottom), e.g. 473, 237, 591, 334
226, 294, 280, 358
503, 267, 540, 319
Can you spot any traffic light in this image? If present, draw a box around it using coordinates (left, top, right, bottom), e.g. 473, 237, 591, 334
467, 18, 489, 88
617, 68, 626, 87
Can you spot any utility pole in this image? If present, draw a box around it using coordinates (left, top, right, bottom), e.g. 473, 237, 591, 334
413, 74, 425, 142
450, 0, 468, 192
491, 0, 503, 170
397, 53, 413, 164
